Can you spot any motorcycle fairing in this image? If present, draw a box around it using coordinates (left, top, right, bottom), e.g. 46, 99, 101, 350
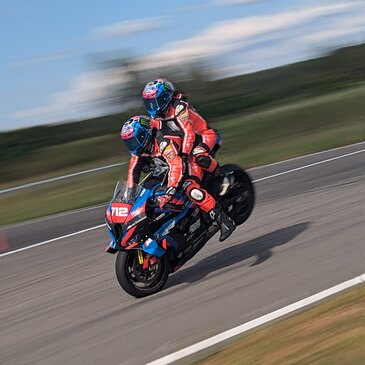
106, 202, 133, 224
107, 181, 194, 256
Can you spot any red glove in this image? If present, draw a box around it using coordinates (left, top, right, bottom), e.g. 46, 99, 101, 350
156, 187, 177, 209
156, 195, 173, 209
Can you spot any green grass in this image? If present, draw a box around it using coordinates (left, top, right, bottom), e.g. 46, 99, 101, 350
194, 284, 365, 365
0, 166, 128, 226
0, 86, 364, 226
215, 86, 365, 166
0, 134, 126, 188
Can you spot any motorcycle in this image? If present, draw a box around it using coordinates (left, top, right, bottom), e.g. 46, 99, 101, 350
105, 160, 255, 298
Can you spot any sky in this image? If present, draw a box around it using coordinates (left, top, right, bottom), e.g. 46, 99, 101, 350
0, 0, 364, 131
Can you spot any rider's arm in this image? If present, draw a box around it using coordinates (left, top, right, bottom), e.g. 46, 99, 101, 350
126, 154, 150, 188
173, 101, 195, 155
158, 137, 184, 189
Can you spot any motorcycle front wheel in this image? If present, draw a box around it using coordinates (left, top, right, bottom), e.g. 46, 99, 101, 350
115, 250, 170, 298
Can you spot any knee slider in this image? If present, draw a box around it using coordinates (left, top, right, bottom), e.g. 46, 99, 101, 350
196, 155, 212, 169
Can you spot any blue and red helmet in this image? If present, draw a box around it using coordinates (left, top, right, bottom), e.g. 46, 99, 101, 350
120, 116, 152, 155
142, 79, 174, 117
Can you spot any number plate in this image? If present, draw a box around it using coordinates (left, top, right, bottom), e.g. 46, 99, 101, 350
108, 203, 132, 223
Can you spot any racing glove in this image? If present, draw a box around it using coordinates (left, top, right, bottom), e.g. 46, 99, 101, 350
156, 187, 177, 209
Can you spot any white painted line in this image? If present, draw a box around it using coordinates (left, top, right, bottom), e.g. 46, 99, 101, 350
0, 162, 127, 195
1, 147, 364, 258
2, 203, 107, 230
249, 141, 365, 171
146, 273, 365, 365
2, 141, 364, 230
0, 224, 106, 258
252, 149, 365, 183
2, 141, 364, 196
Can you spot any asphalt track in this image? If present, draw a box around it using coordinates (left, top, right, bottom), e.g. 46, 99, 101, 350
0, 142, 364, 365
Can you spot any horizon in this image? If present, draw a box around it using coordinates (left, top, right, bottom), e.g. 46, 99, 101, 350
1, 0, 364, 131
0, 42, 360, 134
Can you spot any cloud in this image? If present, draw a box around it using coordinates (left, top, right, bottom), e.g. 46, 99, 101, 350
178, 0, 264, 13
89, 17, 167, 40
13, 1, 365, 127
12, 68, 130, 125
214, 0, 264, 6
301, 13, 365, 42
11, 50, 76, 67
141, 1, 363, 70
213, 5, 365, 77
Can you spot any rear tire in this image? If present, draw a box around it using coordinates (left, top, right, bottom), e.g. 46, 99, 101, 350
221, 164, 255, 225
115, 251, 170, 298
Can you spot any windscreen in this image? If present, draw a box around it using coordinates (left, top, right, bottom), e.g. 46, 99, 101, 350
111, 181, 144, 205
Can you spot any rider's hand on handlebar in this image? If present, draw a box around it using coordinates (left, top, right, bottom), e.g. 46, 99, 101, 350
155, 186, 177, 209
156, 195, 172, 209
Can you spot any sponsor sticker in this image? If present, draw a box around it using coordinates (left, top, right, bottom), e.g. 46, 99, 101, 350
163, 145, 176, 160
179, 111, 189, 120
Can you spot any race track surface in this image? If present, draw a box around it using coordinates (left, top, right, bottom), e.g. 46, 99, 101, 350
1, 143, 364, 365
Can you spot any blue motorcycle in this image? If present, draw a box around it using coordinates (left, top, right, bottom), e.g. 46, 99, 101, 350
105, 161, 254, 297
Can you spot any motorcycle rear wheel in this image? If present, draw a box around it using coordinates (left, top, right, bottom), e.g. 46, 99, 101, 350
222, 164, 255, 226
115, 251, 170, 298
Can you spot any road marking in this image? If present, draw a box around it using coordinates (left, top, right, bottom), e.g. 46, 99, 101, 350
0, 224, 106, 258
2, 142, 364, 230
1, 147, 364, 258
146, 273, 365, 365
252, 149, 365, 183
2, 141, 364, 196
0, 162, 128, 195
2, 203, 107, 230
249, 141, 365, 171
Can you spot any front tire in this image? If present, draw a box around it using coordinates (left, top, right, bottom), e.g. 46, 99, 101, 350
115, 251, 170, 298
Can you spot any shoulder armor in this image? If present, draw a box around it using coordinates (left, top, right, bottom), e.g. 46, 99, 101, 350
172, 100, 187, 116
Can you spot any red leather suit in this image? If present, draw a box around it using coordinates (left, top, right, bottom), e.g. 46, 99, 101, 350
161, 93, 219, 173
126, 120, 216, 212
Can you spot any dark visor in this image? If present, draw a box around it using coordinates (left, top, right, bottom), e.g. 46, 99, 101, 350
124, 131, 147, 154
143, 94, 169, 114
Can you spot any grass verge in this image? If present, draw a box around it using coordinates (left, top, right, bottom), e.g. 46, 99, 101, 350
194, 284, 365, 365
1, 87, 364, 226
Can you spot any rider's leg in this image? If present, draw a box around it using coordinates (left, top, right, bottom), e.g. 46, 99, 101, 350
193, 131, 231, 196
192, 129, 218, 172
183, 161, 235, 242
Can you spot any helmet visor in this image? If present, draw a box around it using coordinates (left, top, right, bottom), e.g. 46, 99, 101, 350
124, 136, 141, 153
143, 94, 170, 115
123, 131, 148, 154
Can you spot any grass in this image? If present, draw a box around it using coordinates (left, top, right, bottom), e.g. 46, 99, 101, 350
0, 134, 125, 188
0, 166, 128, 226
0, 86, 364, 226
194, 284, 365, 365
215, 86, 365, 166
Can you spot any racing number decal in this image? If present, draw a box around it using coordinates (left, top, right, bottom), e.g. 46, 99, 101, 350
108, 202, 132, 223
111, 207, 129, 217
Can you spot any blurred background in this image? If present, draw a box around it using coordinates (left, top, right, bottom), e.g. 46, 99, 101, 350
1, 0, 364, 226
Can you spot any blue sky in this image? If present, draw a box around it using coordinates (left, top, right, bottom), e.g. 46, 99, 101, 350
1, 0, 364, 131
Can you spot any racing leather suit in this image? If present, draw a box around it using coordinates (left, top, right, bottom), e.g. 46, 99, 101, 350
163, 93, 219, 173
126, 120, 216, 212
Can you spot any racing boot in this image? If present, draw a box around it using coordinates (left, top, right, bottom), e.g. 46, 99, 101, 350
210, 204, 236, 242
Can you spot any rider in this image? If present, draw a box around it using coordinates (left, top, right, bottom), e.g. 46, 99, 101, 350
120, 115, 236, 242
142, 79, 229, 194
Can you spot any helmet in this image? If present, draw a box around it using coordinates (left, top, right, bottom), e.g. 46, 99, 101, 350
142, 79, 174, 117
120, 116, 152, 155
